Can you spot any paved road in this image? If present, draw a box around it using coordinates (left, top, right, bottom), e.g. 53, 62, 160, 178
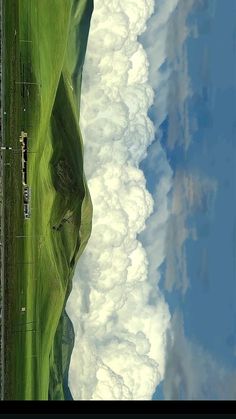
0, 0, 5, 401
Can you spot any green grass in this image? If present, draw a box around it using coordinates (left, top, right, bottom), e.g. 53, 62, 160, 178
48, 311, 75, 400
4, 0, 93, 400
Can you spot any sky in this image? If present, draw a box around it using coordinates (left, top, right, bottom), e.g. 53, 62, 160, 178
66, 0, 236, 400
141, 0, 236, 399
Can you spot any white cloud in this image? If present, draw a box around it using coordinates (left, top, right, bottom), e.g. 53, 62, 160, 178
139, 140, 173, 296
66, 0, 180, 400
66, 0, 219, 399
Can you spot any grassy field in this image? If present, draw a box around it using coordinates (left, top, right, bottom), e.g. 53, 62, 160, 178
3, 0, 93, 400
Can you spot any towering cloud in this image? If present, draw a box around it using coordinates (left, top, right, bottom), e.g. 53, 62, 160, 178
66, 0, 179, 400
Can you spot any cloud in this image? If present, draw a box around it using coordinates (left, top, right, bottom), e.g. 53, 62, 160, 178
171, 170, 218, 215
137, 0, 218, 297
140, 0, 179, 126
163, 312, 236, 399
135, 0, 220, 301
66, 0, 218, 400
140, 0, 197, 151
66, 0, 178, 400
164, 0, 195, 151
139, 140, 173, 297
164, 170, 217, 294
134, 0, 199, 300
164, 216, 189, 294
64, 0, 221, 400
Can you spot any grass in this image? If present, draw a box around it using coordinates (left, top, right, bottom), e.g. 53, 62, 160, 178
3, 0, 93, 400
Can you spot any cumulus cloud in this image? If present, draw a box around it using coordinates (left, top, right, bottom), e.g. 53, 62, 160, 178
164, 312, 236, 399
66, 0, 178, 400
65, 0, 221, 399
65, 0, 220, 399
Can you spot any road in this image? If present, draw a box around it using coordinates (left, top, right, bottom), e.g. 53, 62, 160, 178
0, 0, 5, 401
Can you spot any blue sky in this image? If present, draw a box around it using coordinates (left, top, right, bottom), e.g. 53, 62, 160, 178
183, 0, 236, 369
140, 0, 236, 399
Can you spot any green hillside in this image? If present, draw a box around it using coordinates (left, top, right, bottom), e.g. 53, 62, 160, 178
3, 0, 93, 399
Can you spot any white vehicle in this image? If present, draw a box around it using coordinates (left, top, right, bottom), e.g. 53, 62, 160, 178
20, 132, 31, 219
24, 203, 31, 219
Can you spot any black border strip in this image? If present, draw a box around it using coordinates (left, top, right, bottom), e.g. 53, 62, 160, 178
0, 400, 235, 414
